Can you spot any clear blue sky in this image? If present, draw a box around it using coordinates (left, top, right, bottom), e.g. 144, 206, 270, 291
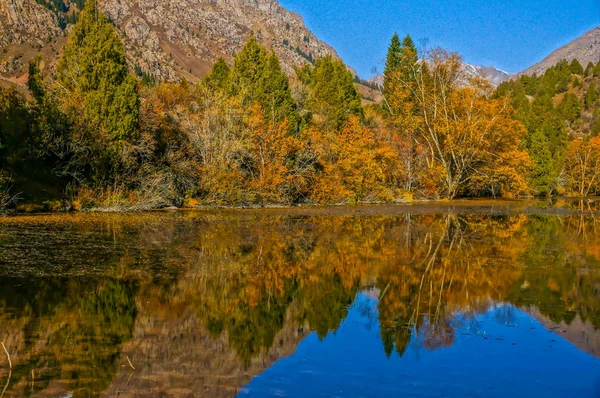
279, 0, 600, 78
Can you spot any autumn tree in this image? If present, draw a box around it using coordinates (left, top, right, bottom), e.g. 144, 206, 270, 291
310, 116, 398, 203
563, 137, 600, 196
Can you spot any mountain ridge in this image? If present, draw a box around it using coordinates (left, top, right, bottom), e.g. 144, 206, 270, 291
520, 26, 600, 76
0, 0, 353, 83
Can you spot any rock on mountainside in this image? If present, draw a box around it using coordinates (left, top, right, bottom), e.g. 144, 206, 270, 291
0, 0, 351, 82
520, 26, 600, 76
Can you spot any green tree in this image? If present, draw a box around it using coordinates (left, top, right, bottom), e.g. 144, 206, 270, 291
594, 60, 600, 77
399, 35, 419, 84
569, 59, 584, 75
230, 33, 300, 133
308, 55, 363, 130
586, 82, 598, 109
585, 62, 595, 77
203, 57, 230, 92
257, 52, 301, 132
528, 128, 556, 196
57, 0, 140, 180
383, 33, 402, 103
559, 93, 581, 123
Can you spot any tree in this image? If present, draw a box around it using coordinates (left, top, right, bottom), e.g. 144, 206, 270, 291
569, 59, 584, 75
528, 128, 555, 196
231, 32, 268, 95
383, 33, 402, 103
230, 33, 300, 134
408, 49, 530, 198
563, 137, 600, 196
585, 62, 595, 77
309, 116, 398, 203
57, 0, 140, 181
594, 61, 600, 77
256, 52, 301, 133
307, 55, 363, 130
558, 93, 581, 123
585, 82, 598, 110
203, 57, 230, 92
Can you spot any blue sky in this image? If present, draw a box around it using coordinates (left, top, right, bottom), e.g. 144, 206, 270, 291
279, 0, 600, 78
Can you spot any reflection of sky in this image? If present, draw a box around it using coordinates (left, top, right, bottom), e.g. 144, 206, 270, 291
240, 294, 600, 397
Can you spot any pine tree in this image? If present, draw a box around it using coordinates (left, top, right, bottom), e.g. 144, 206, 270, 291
569, 59, 584, 75
309, 55, 363, 130
231, 32, 268, 97
28, 56, 45, 103
257, 52, 301, 133
383, 33, 402, 103
594, 61, 600, 77
230, 34, 300, 134
203, 57, 230, 92
56, 0, 140, 180
585, 62, 595, 77
559, 93, 581, 123
528, 127, 555, 196
586, 82, 598, 109
399, 35, 419, 83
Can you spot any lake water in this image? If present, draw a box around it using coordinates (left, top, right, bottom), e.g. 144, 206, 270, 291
0, 200, 600, 397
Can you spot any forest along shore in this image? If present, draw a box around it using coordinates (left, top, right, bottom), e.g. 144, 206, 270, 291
1, 2, 600, 213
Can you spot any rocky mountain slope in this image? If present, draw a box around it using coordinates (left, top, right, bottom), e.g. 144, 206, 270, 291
521, 26, 600, 76
0, 0, 350, 83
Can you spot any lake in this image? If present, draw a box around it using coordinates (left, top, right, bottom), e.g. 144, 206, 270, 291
0, 200, 600, 397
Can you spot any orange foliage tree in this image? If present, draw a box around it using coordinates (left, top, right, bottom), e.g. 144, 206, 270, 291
309, 116, 399, 203
563, 136, 600, 196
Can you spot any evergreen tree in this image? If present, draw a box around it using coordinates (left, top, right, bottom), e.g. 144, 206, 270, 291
528, 128, 555, 196
308, 55, 363, 130
569, 59, 584, 75
231, 32, 268, 96
383, 33, 402, 103
559, 93, 581, 123
585, 62, 595, 77
399, 35, 419, 83
203, 57, 231, 92
586, 82, 598, 109
57, 0, 140, 179
230, 33, 300, 133
28, 56, 46, 103
257, 52, 301, 133
594, 61, 600, 77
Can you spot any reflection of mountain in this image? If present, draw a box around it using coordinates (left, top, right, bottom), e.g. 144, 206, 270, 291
0, 206, 600, 395
527, 307, 600, 359
103, 299, 309, 397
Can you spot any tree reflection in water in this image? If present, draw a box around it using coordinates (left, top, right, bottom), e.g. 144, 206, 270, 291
0, 206, 599, 396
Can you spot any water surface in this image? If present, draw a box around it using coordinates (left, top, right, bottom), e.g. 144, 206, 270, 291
0, 200, 599, 397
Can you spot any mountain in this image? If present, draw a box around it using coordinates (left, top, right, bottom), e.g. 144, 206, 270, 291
520, 26, 600, 76
0, 0, 351, 83
462, 63, 512, 87
367, 63, 512, 88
